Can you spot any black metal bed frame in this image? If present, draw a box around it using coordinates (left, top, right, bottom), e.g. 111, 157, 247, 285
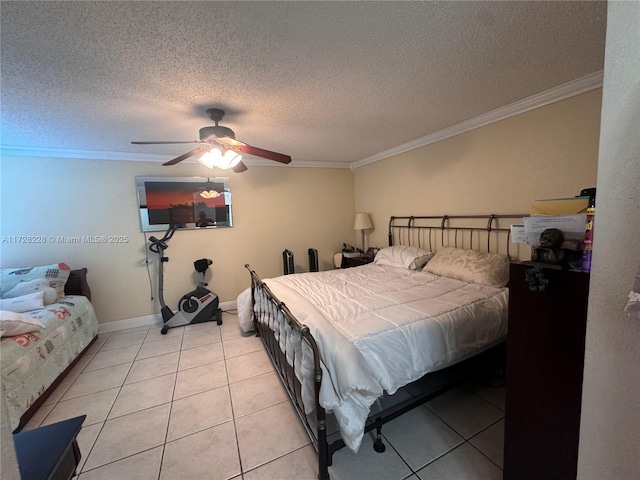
387, 213, 527, 257
245, 213, 527, 480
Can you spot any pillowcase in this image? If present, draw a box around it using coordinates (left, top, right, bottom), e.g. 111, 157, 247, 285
0, 310, 45, 337
4, 278, 58, 304
0, 291, 45, 313
0, 263, 71, 298
424, 247, 510, 287
374, 246, 434, 270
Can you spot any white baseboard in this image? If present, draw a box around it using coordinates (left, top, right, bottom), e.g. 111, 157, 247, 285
219, 300, 237, 312
98, 314, 160, 333
97, 300, 238, 334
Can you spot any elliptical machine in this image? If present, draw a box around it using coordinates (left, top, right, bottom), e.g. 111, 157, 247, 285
148, 226, 222, 334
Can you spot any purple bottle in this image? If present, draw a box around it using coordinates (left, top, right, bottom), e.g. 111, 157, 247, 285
582, 207, 595, 272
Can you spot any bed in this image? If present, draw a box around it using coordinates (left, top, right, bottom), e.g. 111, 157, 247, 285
0, 264, 99, 432
237, 214, 526, 479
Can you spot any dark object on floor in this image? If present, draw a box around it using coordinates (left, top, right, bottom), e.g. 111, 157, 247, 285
14, 415, 86, 480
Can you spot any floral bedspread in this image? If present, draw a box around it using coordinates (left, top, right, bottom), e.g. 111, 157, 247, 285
1, 295, 98, 430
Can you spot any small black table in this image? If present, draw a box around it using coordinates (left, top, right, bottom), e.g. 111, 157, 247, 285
14, 415, 86, 480
340, 254, 374, 268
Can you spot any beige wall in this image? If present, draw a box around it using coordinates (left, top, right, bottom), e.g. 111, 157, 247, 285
578, 2, 640, 478
0, 90, 604, 328
354, 89, 602, 257
0, 158, 354, 324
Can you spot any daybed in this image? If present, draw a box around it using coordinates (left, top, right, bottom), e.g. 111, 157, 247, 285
238, 214, 525, 480
1, 263, 99, 432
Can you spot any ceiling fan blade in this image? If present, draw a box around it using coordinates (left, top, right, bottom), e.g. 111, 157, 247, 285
239, 145, 291, 164
132, 141, 201, 145
215, 136, 246, 147
232, 161, 248, 173
163, 146, 211, 166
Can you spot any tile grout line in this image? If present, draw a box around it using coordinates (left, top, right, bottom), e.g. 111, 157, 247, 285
77, 327, 148, 475
464, 382, 506, 412
219, 317, 247, 479
155, 325, 185, 480
409, 384, 505, 474
465, 417, 505, 471
379, 429, 426, 479
424, 388, 503, 439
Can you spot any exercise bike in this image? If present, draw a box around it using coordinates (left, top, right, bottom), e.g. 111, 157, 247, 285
148, 226, 222, 335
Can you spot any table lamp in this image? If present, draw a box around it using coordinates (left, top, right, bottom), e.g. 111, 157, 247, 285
353, 212, 373, 252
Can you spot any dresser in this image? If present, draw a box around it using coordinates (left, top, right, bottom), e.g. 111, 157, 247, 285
503, 262, 590, 480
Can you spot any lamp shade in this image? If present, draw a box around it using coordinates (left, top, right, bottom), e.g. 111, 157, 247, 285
354, 212, 373, 231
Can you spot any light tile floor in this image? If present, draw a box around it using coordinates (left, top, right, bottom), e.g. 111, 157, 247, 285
23, 312, 506, 480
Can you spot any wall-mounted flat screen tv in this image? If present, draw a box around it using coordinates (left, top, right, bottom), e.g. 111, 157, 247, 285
135, 176, 232, 232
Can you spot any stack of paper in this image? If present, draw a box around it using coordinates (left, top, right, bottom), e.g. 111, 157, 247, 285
511, 197, 589, 247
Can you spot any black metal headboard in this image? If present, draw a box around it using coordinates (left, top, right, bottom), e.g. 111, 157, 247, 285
388, 214, 529, 259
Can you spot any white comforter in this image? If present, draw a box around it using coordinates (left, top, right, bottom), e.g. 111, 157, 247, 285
237, 264, 507, 451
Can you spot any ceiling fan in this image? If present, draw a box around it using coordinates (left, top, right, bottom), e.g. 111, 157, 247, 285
131, 108, 292, 173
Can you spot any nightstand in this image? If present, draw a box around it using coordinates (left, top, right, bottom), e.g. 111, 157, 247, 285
340, 254, 374, 268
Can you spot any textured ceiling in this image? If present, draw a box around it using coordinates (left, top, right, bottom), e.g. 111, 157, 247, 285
0, 1, 606, 168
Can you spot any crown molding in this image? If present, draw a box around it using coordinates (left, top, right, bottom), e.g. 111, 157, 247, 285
350, 71, 604, 170
242, 158, 351, 169
0, 145, 352, 169
0, 146, 171, 162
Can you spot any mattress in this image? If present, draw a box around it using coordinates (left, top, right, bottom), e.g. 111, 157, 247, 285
1, 295, 99, 430
239, 263, 508, 451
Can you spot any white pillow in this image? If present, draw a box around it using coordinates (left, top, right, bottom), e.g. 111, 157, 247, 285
0, 291, 45, 313
4, 278, 58, 305
236, 288, 254, 333
0, 310, 45, 337
374, 246, 434, 270
424, 247, 510, 287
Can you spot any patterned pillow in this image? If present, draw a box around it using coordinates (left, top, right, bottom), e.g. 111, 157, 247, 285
0, 310, 45, 337
374, 246, 434, 270
0, 263, 71, 298
424, 247, 510, 287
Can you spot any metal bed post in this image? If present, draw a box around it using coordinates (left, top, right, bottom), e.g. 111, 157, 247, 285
440, 215, 448, 248
486, 214, 496, 252
388, 216, 395, 247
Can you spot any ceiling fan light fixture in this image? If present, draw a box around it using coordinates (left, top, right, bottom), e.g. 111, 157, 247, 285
197, 148, 242, 170
200, 189, 221, 199
221, 149, 243, 169
133, 108, 291, 171
197, 149, 218, 169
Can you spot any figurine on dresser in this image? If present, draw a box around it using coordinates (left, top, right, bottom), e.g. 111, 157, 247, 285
531, 228, 583, 270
